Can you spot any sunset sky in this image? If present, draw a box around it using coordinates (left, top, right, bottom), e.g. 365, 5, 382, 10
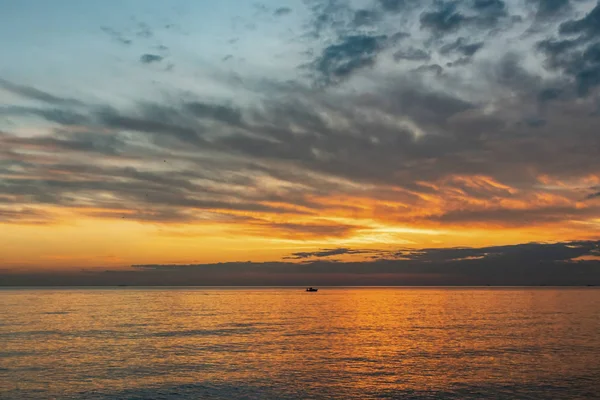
2, 0, 600, 281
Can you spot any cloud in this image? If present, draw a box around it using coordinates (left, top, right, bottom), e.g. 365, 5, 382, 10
274, 7, 292, 16
311, 34, 388, 85
3, 1, 600, 239
393, 47, 431, 61
1, 69, 598, 235
530, 3, 600, 95
6, 241, 599, 286
439, 37, 484, 57
558, 2, 600, 37
0, 78, 83, 106
586, 189, 600, 200
185, 102, 243, 126
136, 22, 153, 38
414, 63, 443, 75
139, 54, 164, 64
377, 0, 418, 13
285, 248, 376, 259
352, 9, 380, 26
420, 2, 467, 35
100, 26, 132, 45
532, 0, 571, 19
471, 0, 508, 25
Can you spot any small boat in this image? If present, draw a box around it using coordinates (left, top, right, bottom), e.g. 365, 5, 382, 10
306, 287, 318, 292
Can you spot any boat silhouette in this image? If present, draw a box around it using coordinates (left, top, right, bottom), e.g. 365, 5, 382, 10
306, 287, 318, 292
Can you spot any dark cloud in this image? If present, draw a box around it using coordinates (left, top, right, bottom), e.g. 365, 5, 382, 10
558, 2, 600, 37
0, 78, 83, 106
6, 241, 598, 286
420, 2, 467, 35
532, 0, 571, 18
415, 63, 444, 75
393, 47, 431, 61
285, 248, 374, 259
352, 9, 380, 26
537, 36, 600, 96
311, 34, 388, 85
390, 31, 411, 43
446, 57, 473, 67
377, 0, 418, 13
420, 0, 508, 37
423, 205, 600, 226
471, 0, 507, 26
398, 240, 600, 262
586, 188, 600, 200
440, 37, 484, 56
538, 87, 564, 102
139, 54, 164, 64
303, 0, 354, 39
0, 105, 89, 125
274, 7, 292, 16
96, 105, 203, 144
185, 102, 244, 126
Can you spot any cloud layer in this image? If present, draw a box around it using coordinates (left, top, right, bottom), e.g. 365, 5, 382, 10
1, 0, 600, 272
2, 241, 599, 285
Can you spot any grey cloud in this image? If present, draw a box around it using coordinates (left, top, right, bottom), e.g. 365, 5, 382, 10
137, 23, 153, 38
397, 240, 600, 263
423, 205, 600, 226
185, 102, 244, 126
352, 9, 380, 26
440, 37, 484, 56
537, 36, 600, 95
311, 34, 388, 85
446, 57, 473, 67
393, 47, 431, 61
100, 26, 132, 45
86, 240, 600, 287
471, 0, 507, 25
390, 32, 411, 44
96, 106, 204, 144
0, 106, 89, 126
420, 2, 467, 35
377, 0, 418, 13
274, 7, 292, 16
303, 0, 354, 39
140, 54, 164, 64
538, 87, 564, 102
420, 0, 508, 37
150, 240, 600, 266
0, 165, 313, 223
558, 2, 600, 37
532, 0, 571, 18
415, 63, 444, 75
2, 42, 600, 231
0, 78, 83, 106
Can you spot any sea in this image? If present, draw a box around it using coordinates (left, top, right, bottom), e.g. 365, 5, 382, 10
1, 287, 599, 399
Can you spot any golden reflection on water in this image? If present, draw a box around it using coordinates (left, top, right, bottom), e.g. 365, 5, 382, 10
1, 288, 600, 399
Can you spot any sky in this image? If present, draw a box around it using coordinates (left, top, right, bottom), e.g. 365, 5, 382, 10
1, 0, 600, 284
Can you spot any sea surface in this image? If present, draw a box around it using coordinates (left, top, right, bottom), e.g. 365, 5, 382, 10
1, 287, 599, 399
